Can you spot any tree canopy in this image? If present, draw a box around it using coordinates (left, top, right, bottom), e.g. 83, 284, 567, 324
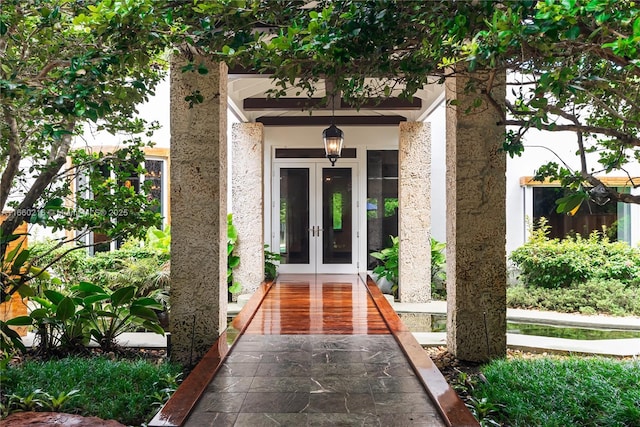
0, 0, 172, 247
185, 0, 640, 207
1, 0, 639, 254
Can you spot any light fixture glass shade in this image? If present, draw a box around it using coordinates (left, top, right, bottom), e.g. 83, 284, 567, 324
323, 123, 344, 166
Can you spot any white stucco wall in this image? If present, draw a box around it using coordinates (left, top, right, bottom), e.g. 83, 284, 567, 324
426, 101, 447, 244
425, 94, 640, 254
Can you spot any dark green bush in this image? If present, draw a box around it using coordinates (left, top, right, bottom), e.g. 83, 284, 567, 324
507, 279, 640, 316
510, 220, 640, 289
29, 240, 90, 284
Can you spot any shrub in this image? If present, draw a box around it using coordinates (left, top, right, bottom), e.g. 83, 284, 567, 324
507, 279, 640, 316
29, 240, 90, 285
264, 245, 281, 281
510, 219, 640, 289
370, 236, 447, 299
8, 282, 164, 356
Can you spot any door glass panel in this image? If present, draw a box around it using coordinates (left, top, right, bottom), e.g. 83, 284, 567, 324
280, 168, 310, 264
322, 168, 352, 264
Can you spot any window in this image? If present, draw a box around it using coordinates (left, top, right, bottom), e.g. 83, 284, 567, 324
77, 157, 167, 254
367, 150, 398, 268
532, 186, 631, 242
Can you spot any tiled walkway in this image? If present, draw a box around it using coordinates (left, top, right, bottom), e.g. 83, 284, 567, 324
152, 274, 477, 426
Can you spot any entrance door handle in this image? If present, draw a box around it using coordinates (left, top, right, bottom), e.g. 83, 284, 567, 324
309, 225, 323, 237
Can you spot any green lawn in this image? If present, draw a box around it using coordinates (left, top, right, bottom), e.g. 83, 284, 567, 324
473, 357, 640, 427
1, 356, 182, 426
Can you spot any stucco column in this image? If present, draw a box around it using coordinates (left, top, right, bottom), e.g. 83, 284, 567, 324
398, 121, 431, 303
445, 71, 507, 362
170, 55, 228, 366
231, 122, 264, 296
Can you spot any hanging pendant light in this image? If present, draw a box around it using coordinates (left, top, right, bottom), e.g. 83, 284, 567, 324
323, 92, 344, 166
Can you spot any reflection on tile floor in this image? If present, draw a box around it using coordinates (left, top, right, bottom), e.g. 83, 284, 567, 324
184, 335, 445, 426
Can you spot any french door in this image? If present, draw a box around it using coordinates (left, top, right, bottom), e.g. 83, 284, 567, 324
272, 162, 358, 274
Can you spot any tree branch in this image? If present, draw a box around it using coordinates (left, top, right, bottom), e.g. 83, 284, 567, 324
501, 119, 640, 147
0, 106, 22, 212
0, 120, 76, 244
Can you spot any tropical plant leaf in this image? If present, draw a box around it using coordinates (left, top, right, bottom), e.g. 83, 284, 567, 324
111, 286, 136, 306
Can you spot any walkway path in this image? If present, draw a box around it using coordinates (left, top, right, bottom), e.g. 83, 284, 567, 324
151, 274, 477, 426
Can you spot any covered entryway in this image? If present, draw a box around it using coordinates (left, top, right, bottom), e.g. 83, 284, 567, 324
169, 55, 507, 366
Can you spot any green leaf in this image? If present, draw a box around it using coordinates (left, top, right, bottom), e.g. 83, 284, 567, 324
634, 17, 640, 38
132, 297, 163, 309
130, 305, 158, 321
56, 297, 76, 321
228, 281, 242, 294
142, 320, 164, 335
83, 294, 110, 305
555, 193, 586, 214
197, 63, 209, 75
565, 26, 580, 40
5, 316, 33, 326
17, 284, 35, 298
76, 282, 105, 294
29, 308, 48, 320
111, 286, 136, 306
44, 289, 65, 305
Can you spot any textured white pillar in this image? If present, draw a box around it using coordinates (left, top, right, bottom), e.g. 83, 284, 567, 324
398, 121, 432, 303
445, 71, 507, 362
170, 55, 228, 366
232, 122, 264, 296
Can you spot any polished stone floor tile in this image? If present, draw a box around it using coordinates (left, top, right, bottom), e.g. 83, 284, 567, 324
362, 348, 409, 364
373, 392, 436, 414
307, 412, 381, 426
369, 376, 426, 393
310, 362, 367, 377
307, 392, 376, 414
365, 362, 417, 378
261, 350, 312, 364
240, 392, 310, 413
377, 413, 445, 426
310, 376, 371, 394
250, 376, 311, 393
216, 362, 260, 377
224, 351, 265, 363
183, 411, 238, 427
311, 349, 364, 364
207, 376, 254, 393
234, 412, 309, 426
254, 361, 311, 377
196, 391, 246, 413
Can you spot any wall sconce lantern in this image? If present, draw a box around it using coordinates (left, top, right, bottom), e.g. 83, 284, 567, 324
323, 123, 344, 166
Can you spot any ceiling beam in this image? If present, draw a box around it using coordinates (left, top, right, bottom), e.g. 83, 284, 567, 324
244, 97, 421, 110
255, 115, 407, 126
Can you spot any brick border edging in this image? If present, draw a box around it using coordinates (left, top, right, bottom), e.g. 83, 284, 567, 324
362, 274, 480, 427
148, 280, 275, 427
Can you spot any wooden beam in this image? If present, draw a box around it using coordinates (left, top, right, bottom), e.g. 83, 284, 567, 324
255, 115, 407, 126
244, 97, 422, 111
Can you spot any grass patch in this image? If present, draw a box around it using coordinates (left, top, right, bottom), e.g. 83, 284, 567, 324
1, 356, 182, 425
474, 357, 640, 426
